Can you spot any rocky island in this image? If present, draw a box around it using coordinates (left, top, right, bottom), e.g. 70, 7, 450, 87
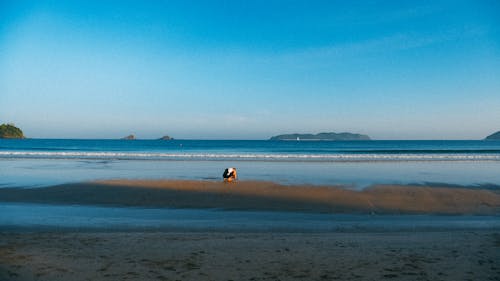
120, 135, 174, 140
485, 131, 500, 140
0, 123, 25, 139
121, 134, 136, 140
270, 132, 371, 141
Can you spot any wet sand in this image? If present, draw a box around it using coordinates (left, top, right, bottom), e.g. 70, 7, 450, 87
1, 180, 500, 280
1, 230, 499, 281
0, 179, 499, 214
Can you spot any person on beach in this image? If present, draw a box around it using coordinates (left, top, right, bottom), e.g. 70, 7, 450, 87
223, 168, 237, 182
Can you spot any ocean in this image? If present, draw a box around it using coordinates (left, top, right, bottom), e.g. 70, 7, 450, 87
1, 139, 499, 231
1, 139, 500, 188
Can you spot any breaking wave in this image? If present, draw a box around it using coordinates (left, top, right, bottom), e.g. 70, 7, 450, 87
1, 151, 499, 162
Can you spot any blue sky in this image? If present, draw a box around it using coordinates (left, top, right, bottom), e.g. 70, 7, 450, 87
1, 0, 499, 139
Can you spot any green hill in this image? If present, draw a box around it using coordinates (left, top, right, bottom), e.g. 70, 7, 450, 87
0, 123, 25, 139
269, 132, 370, 141
485, 131, 500, 140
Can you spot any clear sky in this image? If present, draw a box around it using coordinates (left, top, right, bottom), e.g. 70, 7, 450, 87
1, 0, 499, 139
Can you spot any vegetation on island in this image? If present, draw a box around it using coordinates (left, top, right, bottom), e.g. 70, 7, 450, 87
269, 132, 371, 141
485, 131, 500, 140
158, 135, 173, 140
0, 123, 25, 139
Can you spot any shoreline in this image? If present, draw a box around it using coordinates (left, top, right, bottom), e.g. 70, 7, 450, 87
1, 179, 499, 215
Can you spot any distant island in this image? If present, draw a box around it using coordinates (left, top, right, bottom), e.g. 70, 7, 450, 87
0, 123, 25, 139
269, 132, 371, 141
120, 135, 174, 140
158, 135, 173, 140
485, 131, 500, 140
121, 134, 136, 140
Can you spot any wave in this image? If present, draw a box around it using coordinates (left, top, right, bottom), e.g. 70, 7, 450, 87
1, 151, 500, 162
338, 149, 500, 154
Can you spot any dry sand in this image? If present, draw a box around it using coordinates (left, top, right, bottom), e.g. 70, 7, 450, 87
0, 179, 499, 214
1, 231, 499, 281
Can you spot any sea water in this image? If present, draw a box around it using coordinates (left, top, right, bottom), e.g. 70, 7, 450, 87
1, 139, 500, 230
1, 202, 499, 232
1, 139, 500, 188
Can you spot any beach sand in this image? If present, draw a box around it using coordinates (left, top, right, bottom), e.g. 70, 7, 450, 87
1, 180, 500, 280
0, 180, 500, 281
1, 230, 499, 281
0, 179, 499, 214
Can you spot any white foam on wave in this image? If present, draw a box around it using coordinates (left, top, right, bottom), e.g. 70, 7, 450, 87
1, 151, 500, 162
